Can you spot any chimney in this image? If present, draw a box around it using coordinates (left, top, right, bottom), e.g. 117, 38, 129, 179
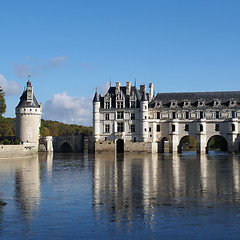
126, 82, 131, 95
140, 85, 146, 92
115, 82, 121, 94
149, 83, 153, 102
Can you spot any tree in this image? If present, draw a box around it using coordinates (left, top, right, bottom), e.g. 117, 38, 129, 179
0, 87, 6, 117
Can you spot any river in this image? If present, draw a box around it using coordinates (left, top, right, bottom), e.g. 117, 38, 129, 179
0, 152, 240, 239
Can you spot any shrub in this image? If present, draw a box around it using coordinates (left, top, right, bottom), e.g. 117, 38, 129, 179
3, 139, 10, 145
14, 139, 20, 145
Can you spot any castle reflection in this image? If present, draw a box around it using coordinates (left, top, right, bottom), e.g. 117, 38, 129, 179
93, 153, 240, 224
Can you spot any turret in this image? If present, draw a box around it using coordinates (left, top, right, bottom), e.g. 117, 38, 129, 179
140, 90, 148, 142
15, 79, 42, 148
93, 91, 101, 141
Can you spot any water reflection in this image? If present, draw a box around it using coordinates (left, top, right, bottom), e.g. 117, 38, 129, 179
93, 153, 240, 225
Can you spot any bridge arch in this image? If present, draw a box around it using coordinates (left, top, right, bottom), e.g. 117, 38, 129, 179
116, 139, 124, 153
178, 135, 197, 153
206, 135, 228, 153
59, 141, 73, 153
158, 137, 169, 153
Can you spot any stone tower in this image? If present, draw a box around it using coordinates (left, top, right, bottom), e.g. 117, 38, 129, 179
140, 88, 148, 142
16, 79, 42, 147
93, 90, 100, 141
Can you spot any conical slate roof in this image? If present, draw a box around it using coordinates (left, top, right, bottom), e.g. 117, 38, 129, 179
93, 91, 100, 102
16, 90, 40, 108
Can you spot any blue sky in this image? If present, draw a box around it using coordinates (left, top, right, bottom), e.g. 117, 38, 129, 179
1, 0, 240, 126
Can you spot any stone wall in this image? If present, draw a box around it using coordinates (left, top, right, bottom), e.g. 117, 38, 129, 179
95, 140, 157, 153
0, 143, 38, 159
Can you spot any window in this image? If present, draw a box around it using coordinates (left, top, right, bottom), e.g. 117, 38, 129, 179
232, 124, 236, 132
145, 116, 147, 119
172, 112, 176, 119
172, 125, 175, 132
145, 106, 147, 109
200, 111, 204, 119
131, 113, 135, 120
232, 111, 236, 118
130, 124, 135, 133
133, 137, 136, 142
215, 124, 219, 131
105, 102, 110, 109
149, 127, 152, 132
105, 124, 110, 133
186, 111, 189, 119
105, 113, 109, 120
157, 112, 160, 119
117, 101, 123, 108
200, 124, 203, 132
157, 125, 160, 132
216, 111, 220, 119
130, 101, 135, 108
117, 122, 124, 132
185, 124, 189, 131
117, 111, 124, 119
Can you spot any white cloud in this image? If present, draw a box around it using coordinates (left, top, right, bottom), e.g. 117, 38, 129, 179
0, 74, 20, 96
14, 56, 69, 78
42, 92, 92, 126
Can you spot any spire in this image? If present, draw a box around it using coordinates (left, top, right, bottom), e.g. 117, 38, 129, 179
93, 90, 100, 102
27, 75, 31, 87
141, 91, 148, 101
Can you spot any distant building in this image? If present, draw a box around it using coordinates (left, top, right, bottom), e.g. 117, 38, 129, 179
16, 79, 42, 148
93, 82, 240, 153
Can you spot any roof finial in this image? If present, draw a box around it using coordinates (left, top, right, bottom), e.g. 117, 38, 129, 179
27, 75, 31, 86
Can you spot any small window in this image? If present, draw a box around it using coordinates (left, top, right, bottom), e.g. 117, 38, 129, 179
145, 116, 147, 119
216, 111, 220, 119
215, 124, 219, 131
145, 106, 147, 109
105, 113, 109, 120
200, 111, 204, 119
157, 125, 160, 132
172, 125, 175, 132
200, 124, 203, 132
131, 113, 135, 120
186, 111, 189, 119
133, 137, 136, 142
117, 111, 124, 119
117, 122, 124, 132
130, 124, 135, 133
232, 111, 236, 118
185, 124, 189, 131
232, 124, 236, 132
149, 127, 152, 132
105, 124, 110, 133
130, 101, 136, 108
157, 112, 160, 119
117, 101, 124, 108
145, 128, 147, 132
172, 112, 176, 119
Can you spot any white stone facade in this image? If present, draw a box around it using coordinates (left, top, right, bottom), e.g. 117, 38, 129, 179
93, 82, 240, 153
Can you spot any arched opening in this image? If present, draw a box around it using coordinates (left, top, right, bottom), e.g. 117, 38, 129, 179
178, 136, 197, 153
159, 137, 169, 153
207, 135, 228, 153
116, 139, 124, 153
59, 142, 73, 153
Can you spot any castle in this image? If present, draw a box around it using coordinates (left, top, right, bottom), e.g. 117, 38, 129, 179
93, 82, 240, 154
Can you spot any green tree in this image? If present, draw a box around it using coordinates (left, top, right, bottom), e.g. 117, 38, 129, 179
0, 87, 6, 117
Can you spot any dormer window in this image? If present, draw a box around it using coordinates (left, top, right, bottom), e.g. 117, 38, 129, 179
155, 101, 162, 108
183, 100, 191, 108
170, 100, 178, 108
117, 101, 124, 108
229, 99, 237, 107
197, 99, 205, 107
214, 99, 221, 107
105, 101, 110, 109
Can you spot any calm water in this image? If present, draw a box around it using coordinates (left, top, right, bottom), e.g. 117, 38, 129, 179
0, 152, 240, 239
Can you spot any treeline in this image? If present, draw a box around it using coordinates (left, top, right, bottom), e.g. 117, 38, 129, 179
0, 117, 92, 137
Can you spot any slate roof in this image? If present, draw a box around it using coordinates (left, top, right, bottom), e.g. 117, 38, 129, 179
149, 91, 240, 108
16, 90, 40, 108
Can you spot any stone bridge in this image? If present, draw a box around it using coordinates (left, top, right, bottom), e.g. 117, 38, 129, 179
52, 135, 85, 153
